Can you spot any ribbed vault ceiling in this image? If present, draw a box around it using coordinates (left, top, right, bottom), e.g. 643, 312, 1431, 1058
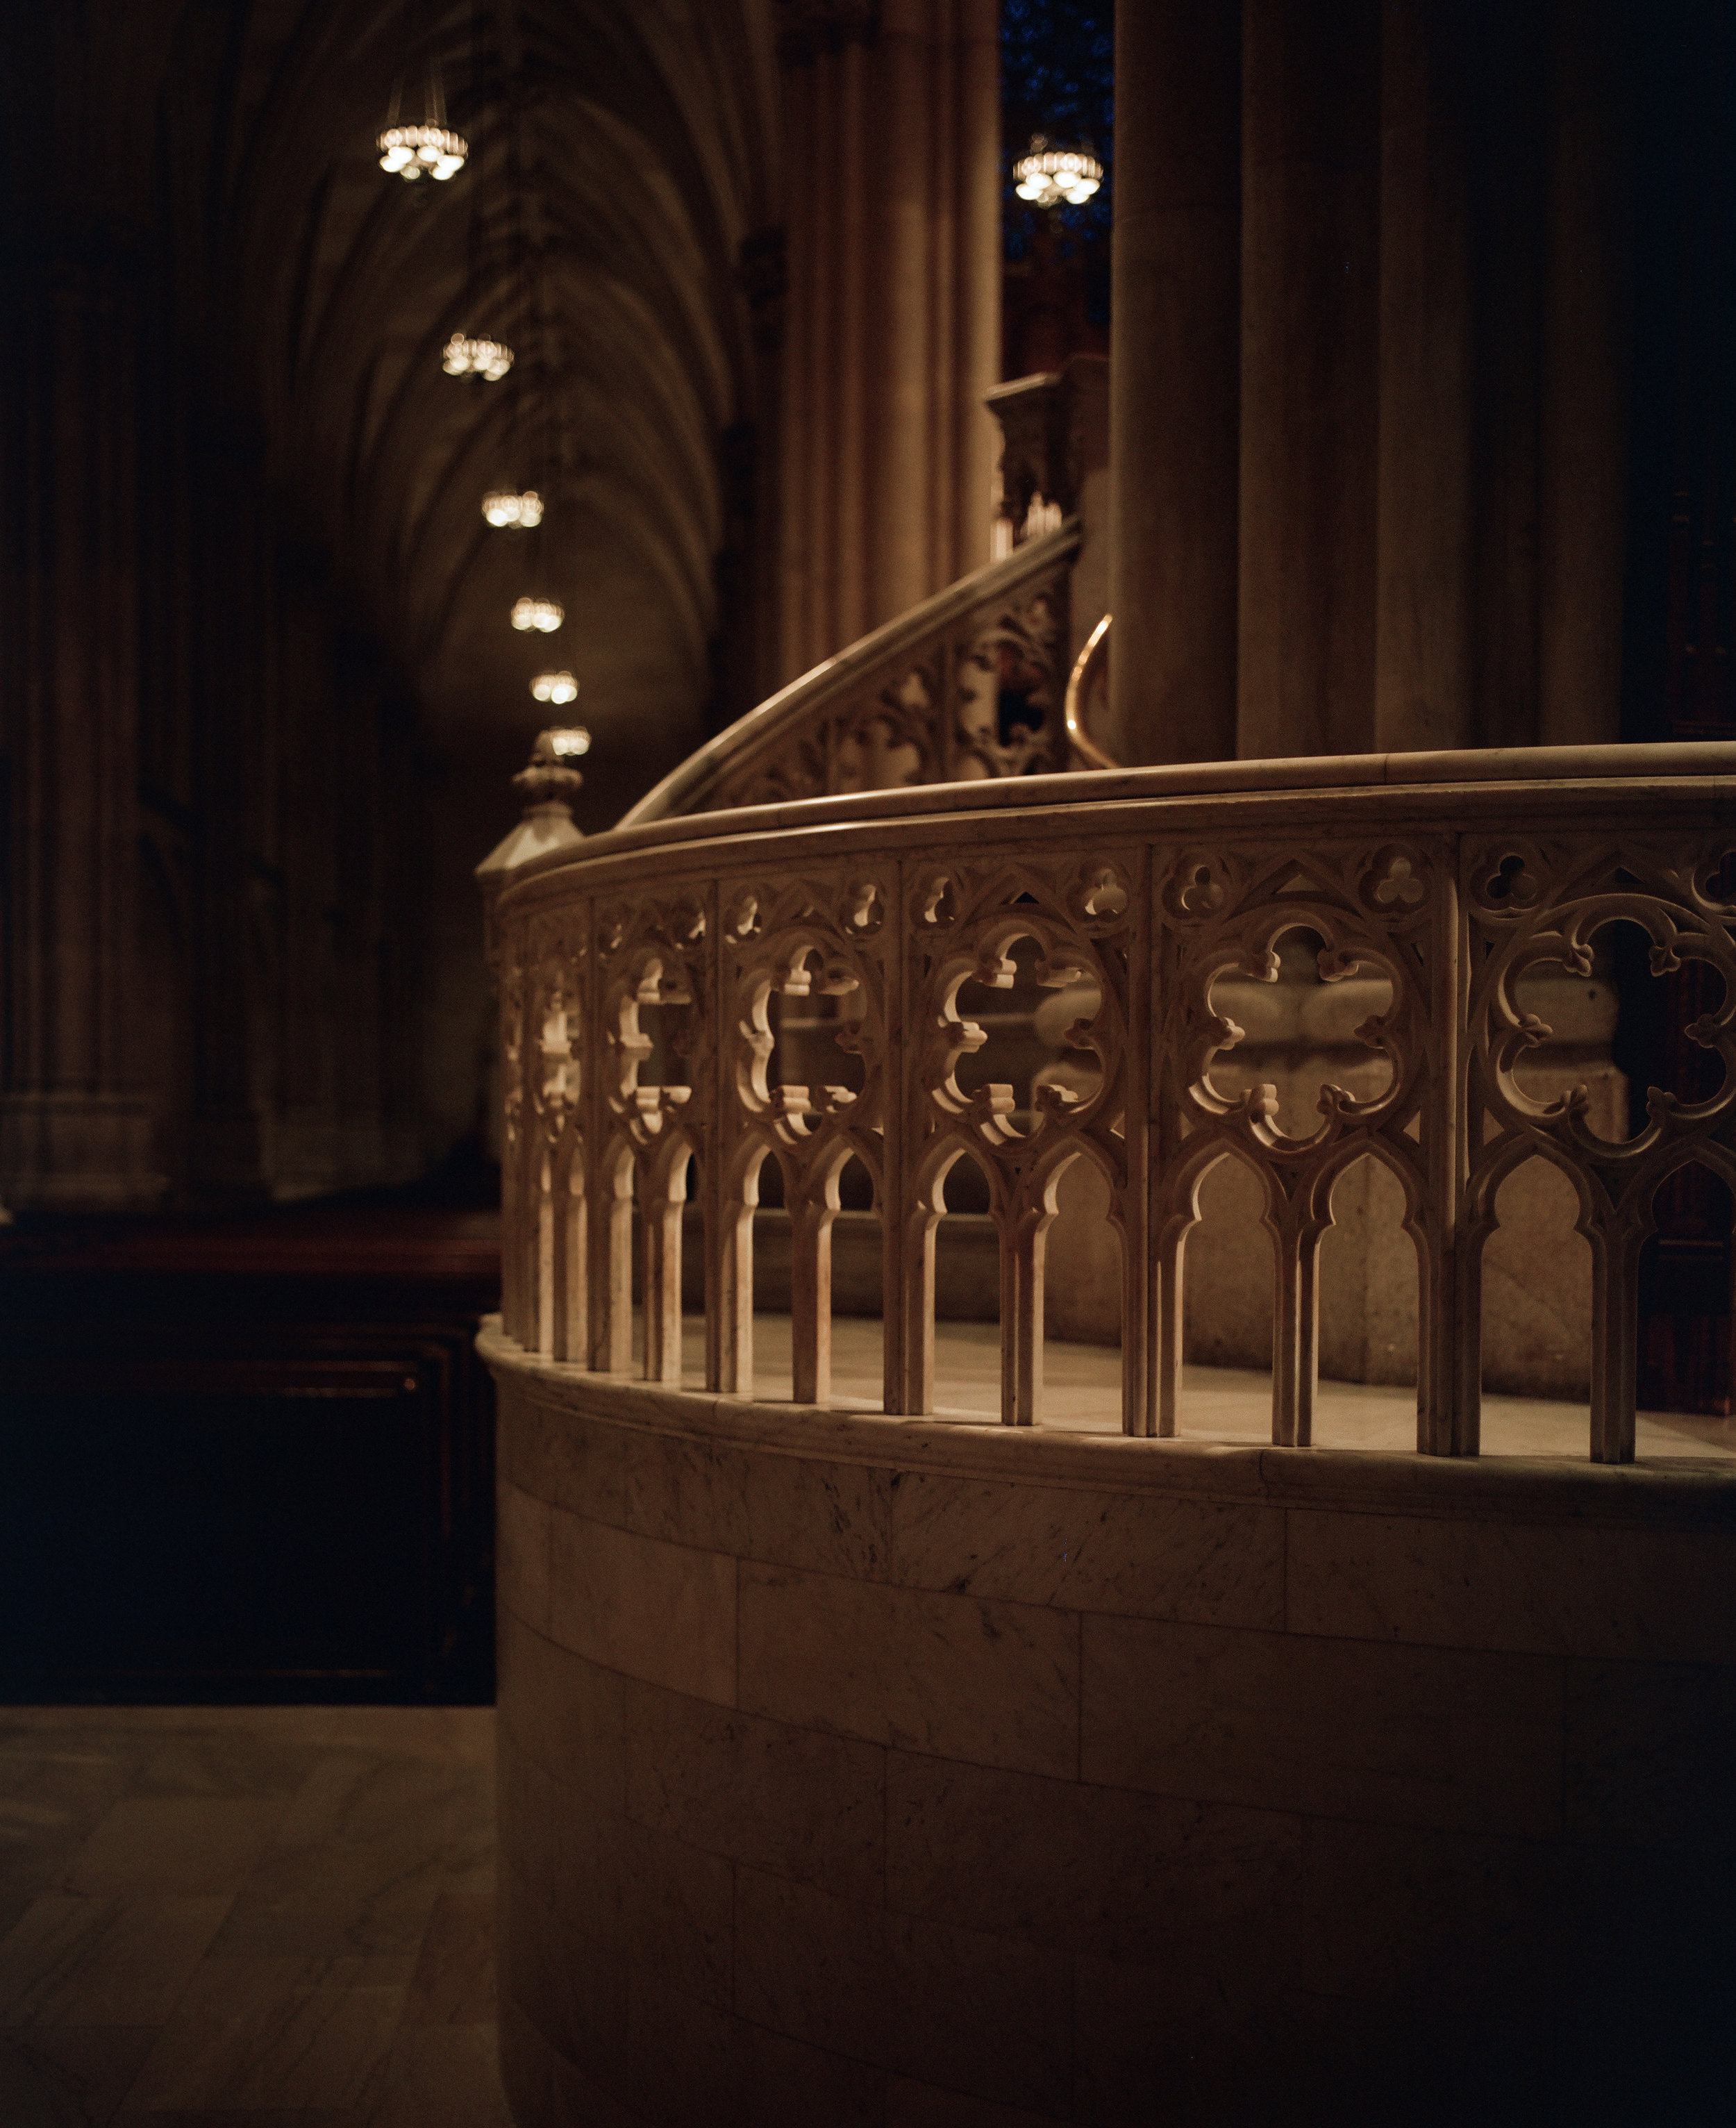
162, 0, 778, 793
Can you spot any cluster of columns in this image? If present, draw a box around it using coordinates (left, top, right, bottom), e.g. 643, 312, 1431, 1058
776, 0, 1001, 679
0, 254, 160, 1211
1108, 0, 1635, 767
0, 249, 428, 1215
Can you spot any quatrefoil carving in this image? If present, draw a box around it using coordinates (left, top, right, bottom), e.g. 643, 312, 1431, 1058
609, 955, 695, 1134
1483, 895, 1736, 1155
930, 928, 1105, 1145
1188, 918, 1408, 1149
737, 942, 867, 1138
534, 979, 581, 1129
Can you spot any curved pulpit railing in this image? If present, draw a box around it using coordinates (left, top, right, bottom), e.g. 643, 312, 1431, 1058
490, 741, 1736, 1463
619, 521, 1084, 825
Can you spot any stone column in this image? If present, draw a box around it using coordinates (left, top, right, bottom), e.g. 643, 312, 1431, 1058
1236, 0, 1381, 761
1372, 0, 1476, 753
187, 419, 269, 1199
1106, 0, 1242, 767
776, 0, 1001, 679
1537, 0, 1633, 747
0, 255, 161, 1210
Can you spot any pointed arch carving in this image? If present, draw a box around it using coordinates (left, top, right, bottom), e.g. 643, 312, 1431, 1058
489, 758, 1736, 1459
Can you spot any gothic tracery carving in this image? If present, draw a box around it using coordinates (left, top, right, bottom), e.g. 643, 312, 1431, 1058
688, 535, 1077, 817
493, 779, 1736, 1463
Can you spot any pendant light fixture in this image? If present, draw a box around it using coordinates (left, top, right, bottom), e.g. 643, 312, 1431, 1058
1013, 135, 1103, 208
531, 672, 579, 704
481, 250, 538, 517
442, 2, 512, 382
483, 488, 542, 527
377, 62, 468, 182
506, 155, 565, 639
444, 334, 513, 380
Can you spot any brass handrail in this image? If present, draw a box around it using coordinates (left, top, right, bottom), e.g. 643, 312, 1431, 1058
1063, 611, 1117, 770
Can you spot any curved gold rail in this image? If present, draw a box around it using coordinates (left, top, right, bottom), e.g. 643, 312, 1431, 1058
1063, 610, 1117, 770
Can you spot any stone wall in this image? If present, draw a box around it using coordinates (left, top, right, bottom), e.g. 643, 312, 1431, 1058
487, 1331, 1736, 2125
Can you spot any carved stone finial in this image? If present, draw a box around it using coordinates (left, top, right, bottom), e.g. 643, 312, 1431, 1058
476, 729, 590, 972
512, 726, 587, 813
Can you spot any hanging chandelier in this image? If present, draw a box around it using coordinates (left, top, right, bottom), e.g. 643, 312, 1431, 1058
1013, 135, 1103, 209
377, 65, 467, 183
531, 672, 579, 705
483, 488, 543, 528
444, 334, 514, 381
512, 597, 564, 633
378, 124, 468, 182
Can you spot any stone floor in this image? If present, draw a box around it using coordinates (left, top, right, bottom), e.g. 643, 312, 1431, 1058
694, 1316, 1736, 1464
1, 1334, 1723, 2127
0, 1707, 507, 2126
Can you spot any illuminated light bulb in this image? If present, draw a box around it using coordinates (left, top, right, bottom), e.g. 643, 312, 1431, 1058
512, 597, 564, 633
1012, 136, 1103, 209
377, 124, 468, 181
482, 488, 544, 528
546, 725, 590, 757
442, 334, 514, 381
531, 672, 580, 706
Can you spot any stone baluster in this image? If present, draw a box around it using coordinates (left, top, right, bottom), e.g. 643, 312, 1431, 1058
498, 957, 528, 1347
1268, 1192, 1326, 1448
1420, 860, 1469, 1454
592, 1154, 635, 1377
1001, 1202, 1049, 1427
532, 1147, 555, 1359
898, 1189, 941, 1418
710, 1178, 756, 1397
788, 1192, 833, 1404
1151, 1213, 1187, 1440
549, 1132, 586, 1365
640, 1148, 687, 1387
879, 868, 916, 1415
1587, 1224, 1644, 1465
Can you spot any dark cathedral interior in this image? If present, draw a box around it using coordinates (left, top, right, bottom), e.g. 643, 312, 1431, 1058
1, 2, 1733, 2122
